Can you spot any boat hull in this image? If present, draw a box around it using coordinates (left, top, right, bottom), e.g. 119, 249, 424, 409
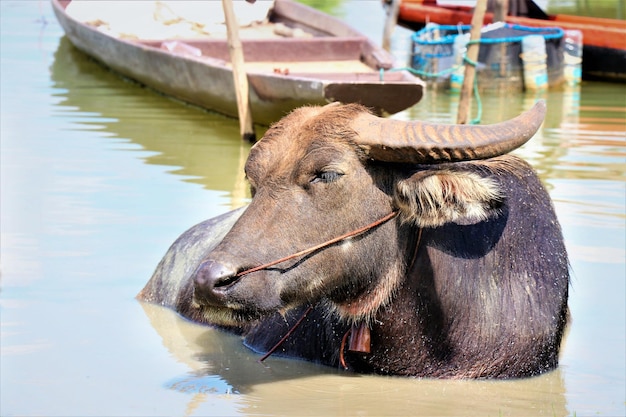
52, 0, 424, 126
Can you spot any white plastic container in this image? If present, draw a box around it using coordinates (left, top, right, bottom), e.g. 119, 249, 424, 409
450, 33, 470, 92
521, 35, 548, 90
563, 29, 583, 85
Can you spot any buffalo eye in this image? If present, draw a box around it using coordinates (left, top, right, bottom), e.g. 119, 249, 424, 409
311, 170, 343, 184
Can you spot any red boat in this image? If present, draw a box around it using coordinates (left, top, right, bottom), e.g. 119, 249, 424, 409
396, 0, 626, 82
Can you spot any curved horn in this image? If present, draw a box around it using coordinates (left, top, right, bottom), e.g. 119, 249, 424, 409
352, 100, 546, 164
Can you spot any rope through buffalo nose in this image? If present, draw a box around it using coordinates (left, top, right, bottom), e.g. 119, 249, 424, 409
257, 213, 424, 366
253, 210, 398, 363
235, 211, 399, 277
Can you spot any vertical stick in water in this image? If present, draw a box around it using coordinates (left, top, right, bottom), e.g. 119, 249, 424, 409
222, 0, 256, 141
382, 0, 400, 52
456, 0, 488, 124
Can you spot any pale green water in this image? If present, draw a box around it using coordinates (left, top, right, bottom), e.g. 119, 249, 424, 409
1, 1, 625, 416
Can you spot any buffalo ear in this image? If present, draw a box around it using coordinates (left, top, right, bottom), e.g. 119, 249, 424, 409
393, 169, 503, 227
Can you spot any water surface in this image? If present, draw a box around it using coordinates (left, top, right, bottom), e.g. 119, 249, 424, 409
1, 1, 624, 416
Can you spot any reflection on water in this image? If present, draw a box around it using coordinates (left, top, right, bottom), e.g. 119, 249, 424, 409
1, 1, 625, 416
50, 37, 254, 209
547, 0, 626, 20
141, 302, 568, 417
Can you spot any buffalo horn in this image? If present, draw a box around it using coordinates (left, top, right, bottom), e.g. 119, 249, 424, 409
351, 101, 546, 163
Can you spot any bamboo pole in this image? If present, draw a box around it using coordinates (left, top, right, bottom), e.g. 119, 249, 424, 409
493, 0, 508, 21
382, 0, 400, 51
222, 0, 256, 141
456, 0, 488, 124
494, 0, 509, 77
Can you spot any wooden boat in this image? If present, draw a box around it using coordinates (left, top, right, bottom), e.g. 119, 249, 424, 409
52, 0, 424, 126
395, 0, 626, 82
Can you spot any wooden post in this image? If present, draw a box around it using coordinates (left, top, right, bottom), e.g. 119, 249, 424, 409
222, 0, 256, 141
493, 0, 508, 21
382, 0, 400, 51
456, 0, 488, 124
494, 0, 509, 77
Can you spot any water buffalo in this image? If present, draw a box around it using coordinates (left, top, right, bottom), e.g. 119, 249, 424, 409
138, 101, 569, 379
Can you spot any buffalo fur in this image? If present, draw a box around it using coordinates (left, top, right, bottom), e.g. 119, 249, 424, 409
139, 104, 569, 379
395, 167, 503, 227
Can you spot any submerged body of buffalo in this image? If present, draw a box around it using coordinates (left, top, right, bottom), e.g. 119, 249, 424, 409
139, 103, 569, 379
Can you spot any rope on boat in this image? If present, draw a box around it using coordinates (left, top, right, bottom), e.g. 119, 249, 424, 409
412, 23, 564, 49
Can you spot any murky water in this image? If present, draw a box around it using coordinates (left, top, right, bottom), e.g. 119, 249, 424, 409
1, 1, 624, 416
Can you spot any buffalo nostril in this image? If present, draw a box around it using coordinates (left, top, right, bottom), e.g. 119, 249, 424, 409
213, 274, 239, 288
194, 260, 239, 292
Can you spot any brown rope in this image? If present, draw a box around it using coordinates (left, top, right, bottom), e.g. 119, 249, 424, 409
339, 327, 352, 369
258, 305, 313, 362
251, 211, 398, 363
237, 211, 398, 277
256, 218, 424, 368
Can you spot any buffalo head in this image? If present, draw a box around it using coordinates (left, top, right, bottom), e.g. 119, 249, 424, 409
191, 102, 547, 328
